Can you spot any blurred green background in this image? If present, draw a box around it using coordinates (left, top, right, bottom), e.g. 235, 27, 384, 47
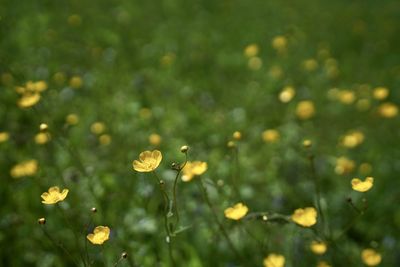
1, 0, 399, 266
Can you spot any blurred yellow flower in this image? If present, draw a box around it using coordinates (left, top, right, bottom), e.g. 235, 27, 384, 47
302, 58, 318, 72
224, 202, 248, 220
279, 86, 295, 103
310, 241, 327, 255
373, 87, 389, 100
317, 261, 331, 267
35, 133, 50, 145
292, 207, 317, 227
99, 134, 112, 145
272, 35, 287, 52
41, 186, 69, 204
248, 57, 262, 70
149, 133, 162, 146
335, 157, 355, 175
182, 161, 207, 182
139, 108, 152, 119
0, 132, 10, 143
269, 65, 283, 79
351, 177, 373, 192
91, 122, 106, 135
232, 131, 242, 140
69, 76, 83, 89
361, 248, 381, 266
378, 102, 398, 118
262, 129, 280, 143
341, 130, 364, 148
160, 52, 176, 66
338, 90, 355, 104
356, 99, 371, 111
53, 72, 66, 85
244, 44, 259, 58
87, 226, 110, 245
263, 253, 285, 267
18, 92, 41, 108
296, 101, 315, 120
133, 150, 162, 172
67, 14, 82, 26
10, 160, 38, 178
66, 113, 79, 125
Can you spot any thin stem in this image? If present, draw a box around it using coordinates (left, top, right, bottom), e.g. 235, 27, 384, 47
230, 147, 241, 198
41, 225, 80, 266
171, 153, 188, 230
197, 178, 243, 261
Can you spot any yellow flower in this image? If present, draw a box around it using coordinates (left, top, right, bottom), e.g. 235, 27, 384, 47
302, 58, 318, 72
232, 131, 242, 140
279, 86, 295, 103
269, 65, 283, 79
262, 129, 280, 143
87, 226, 110, 245
149, 133, 162, 146
317, 261, 332, 267
334, 157, 355, 175
272, 35, 287, 52
338, 90, 355, 104
341, 130, 364, 148
67, 14, 82, 27
66, 114, 79, 125
310, 241, 327, 255
182, 161, 207, 182
361, 249, 382, 266
244, 44, 259, 58
378, 102, 398, 118
291, 207, 317, 227
224, 202, 249, 220
0, 132, 10, 143
296, 101, 315, 120
35, 133, 50, 145
160, 52, 176, 66
132, 150, 162, 172
248, 57, 262, 70
18, 92, 41, 108
99, 134, 112, 145
69, 76, 83, 89
263, 253, 285, 267
10, 160, 38, 178
53, 72, 66, 85
351, 177, 373, 192
90, 122, 106, 135
373, 87, 389, 100
41, 186, 69, 204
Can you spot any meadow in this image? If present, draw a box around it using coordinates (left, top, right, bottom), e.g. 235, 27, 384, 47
1, 0, 400, 266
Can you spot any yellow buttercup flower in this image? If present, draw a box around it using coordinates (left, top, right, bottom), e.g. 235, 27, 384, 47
373, 87, 389, 100
338, 90, 355, 104
351, 177, 373, 192
10, 160, 38, 178
232, 131, 242, 140
262, 129, 280, 143
133, 150, 162, 172
35, 133, 50, 145
279, 86, 295, 103
341, 130, 364, 148
18, 92, 41, 108
272, 35, 287, 52
361, 248, 381, 266
90, 122, 106, 135
292, 207, 317, 227
69, 76, 83, 89
296, 101, 315, 120
244, 44, 259, 58
378, 102, 398, 118
335, 157, 355, 175
0, 132, 10, 143
302, 58, 318, 72
181, 161, 207, 182
263, 253, 285, 267
66, 113, 79, 125
224, 202, 248, 220
99, 134, 112, 145
317, 261, 332, 267
248, 57, 262, 70
87, 226, 110, 245
149, 133, 162, 146
41, 186, 69, 204
310, 241, 327, 255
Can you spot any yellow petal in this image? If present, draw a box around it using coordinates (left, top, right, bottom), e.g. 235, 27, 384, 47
224, 203, 249, 220
351, 177, 374, 192
292, 207, 317, 227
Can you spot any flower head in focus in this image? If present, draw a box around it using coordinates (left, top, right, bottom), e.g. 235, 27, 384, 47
351, 177, 374, 192
87, 226, 110, 245
41, 186, 69, 204
291, 207, 317, 227
224, 202, 248, 220
133, 150, 162, 172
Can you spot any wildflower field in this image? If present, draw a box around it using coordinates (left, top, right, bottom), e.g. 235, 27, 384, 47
1, 0, 400, 266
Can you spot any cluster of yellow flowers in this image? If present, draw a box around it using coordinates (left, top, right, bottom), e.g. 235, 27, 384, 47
15, 80, 47, 108
90, 121, 112, 145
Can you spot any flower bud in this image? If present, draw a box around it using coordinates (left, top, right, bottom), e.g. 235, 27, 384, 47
39, 123, 48, 132
38, 217, 46, 225
303, 139, 312, 148
91, 207, 97, 213
121, 252, 128, 259
180, 145, 189, 153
